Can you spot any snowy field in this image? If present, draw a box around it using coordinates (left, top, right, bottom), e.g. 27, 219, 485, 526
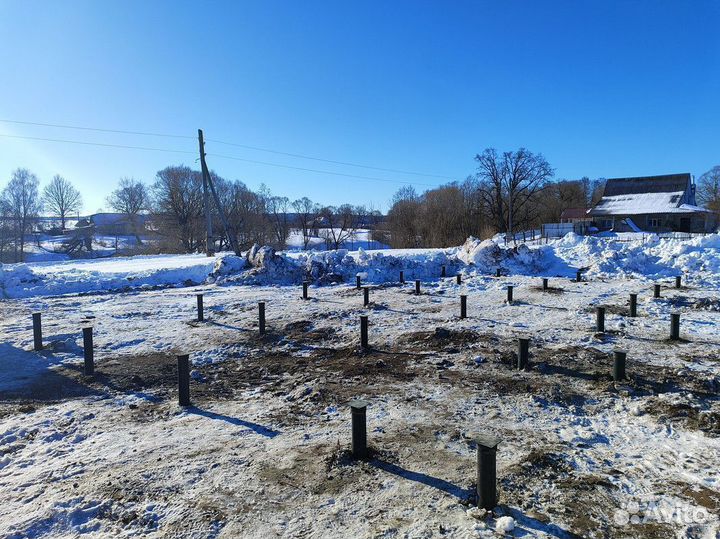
0, 233, 719, 538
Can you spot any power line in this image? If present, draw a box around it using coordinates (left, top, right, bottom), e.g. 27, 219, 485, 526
208, 153, 436, 187
0, 119, 194, 139
206, 138, 453, 180
0, 133, 437, 187
0, 118, 455, 180
0, 133, 196, 155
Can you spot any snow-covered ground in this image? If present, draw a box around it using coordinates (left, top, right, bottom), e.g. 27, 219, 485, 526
0, 234, 718, 538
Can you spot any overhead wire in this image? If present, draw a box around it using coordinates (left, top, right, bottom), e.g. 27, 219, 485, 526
0, 119, 456, 186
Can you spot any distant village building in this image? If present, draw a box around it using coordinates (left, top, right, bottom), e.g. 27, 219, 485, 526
559, 208, 592, 225
89, 213, 149, 236
588, 173, 712, 233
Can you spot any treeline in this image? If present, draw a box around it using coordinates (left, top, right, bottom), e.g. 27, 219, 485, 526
0, 165, 378, 262
386, 147, 605, 248
116, 166, 378, 253
0, 170, 82, 262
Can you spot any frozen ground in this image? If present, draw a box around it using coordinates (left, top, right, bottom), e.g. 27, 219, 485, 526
0, 235, 719, 538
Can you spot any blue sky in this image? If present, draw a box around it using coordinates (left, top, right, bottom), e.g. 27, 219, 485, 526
0, 0, 718, 213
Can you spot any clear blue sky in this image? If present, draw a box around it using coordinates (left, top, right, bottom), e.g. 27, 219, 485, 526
0, 0, 718, 213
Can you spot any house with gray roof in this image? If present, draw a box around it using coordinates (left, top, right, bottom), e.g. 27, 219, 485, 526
588, 173, 713, 233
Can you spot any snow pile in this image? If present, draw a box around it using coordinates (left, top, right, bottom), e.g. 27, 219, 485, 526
295, 247, 456, 285
551, 232, 720, 285
0, 254, 221, 299
2, 232, 719, 298
495, 516, 515, 534
458, 237, 552, 275
210, 254, 246, 277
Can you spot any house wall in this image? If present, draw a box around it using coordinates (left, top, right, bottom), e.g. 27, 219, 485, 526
595, 213, 709, 233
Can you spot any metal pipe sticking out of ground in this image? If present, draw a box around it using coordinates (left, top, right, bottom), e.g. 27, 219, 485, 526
613, 350, 626, 381
350, 400, 369, 459
177, 354, 191, 406
83, 327, 94, 375
32, 313, 42, 351
360, 315, 369, 349
258, 302, 266, 335
517, 337, 529, 370
475, 434, 500, 510
196, 294, 204, 321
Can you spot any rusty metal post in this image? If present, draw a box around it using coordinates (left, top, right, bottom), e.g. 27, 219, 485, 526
363, 286, 369, 307
415, 279, 421, 295
456, 274, 462, 285
460, 294, 467, 319
302, 281, 309, 300
356, 275, 361, 290
654, 284, 661, 298
506, 285, 513, 304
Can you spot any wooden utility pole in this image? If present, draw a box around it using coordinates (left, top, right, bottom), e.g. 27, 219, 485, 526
198, 129, 214, 255
197, 129, 241, 256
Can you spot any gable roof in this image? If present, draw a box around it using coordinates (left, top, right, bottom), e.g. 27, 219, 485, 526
560, 208, 590, 220
588, 173, 709, 216
602, 173, 691, 197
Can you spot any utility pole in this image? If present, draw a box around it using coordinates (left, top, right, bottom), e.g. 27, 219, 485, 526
198, 129, 214, 256
197, 129, 242, 256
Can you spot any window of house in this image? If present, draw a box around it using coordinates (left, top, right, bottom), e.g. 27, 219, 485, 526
648, 218, 660, 228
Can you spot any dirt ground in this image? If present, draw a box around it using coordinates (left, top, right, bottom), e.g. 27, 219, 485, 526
0, 276, 719, 538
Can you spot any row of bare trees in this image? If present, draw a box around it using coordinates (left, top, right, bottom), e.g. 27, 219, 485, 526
104, 166, 375, 254
3, 157, 718, 260
388, 147, 606, 248
0, 169, 83, 262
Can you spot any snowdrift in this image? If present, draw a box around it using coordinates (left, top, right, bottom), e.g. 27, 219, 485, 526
1, 233, 719, 298
553, 232, 720, 285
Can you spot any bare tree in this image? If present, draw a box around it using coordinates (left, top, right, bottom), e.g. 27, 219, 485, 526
697, 166, 720, 213
43, 175, 82, 230
1, 168, 42, 261
387, 186, 421, 248
475, 148, 554, 240
107, 177, 148, 244
0, 197, 14, 262
151, 166, 203, 252
292, 197, 318, 249
319, 205, 362, 250
267, 195, 291, 248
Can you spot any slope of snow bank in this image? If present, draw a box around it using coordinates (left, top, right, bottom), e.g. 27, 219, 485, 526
0, 254, 221, 299
2, 233, 718, 298
552, 232, 720, 285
